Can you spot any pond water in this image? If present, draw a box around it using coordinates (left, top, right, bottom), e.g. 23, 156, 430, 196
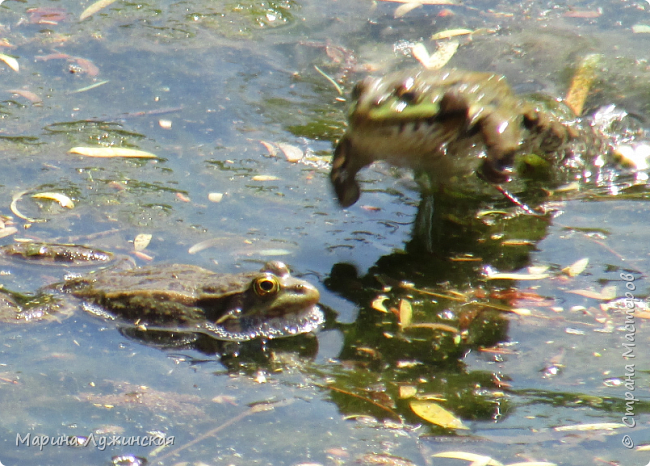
0, 0, 650, 465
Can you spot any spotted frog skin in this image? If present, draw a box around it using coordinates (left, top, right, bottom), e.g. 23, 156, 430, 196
330, 68, 589, 207
0, 244, 323, 342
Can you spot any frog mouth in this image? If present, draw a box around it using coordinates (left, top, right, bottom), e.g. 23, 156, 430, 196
199, 304, 325, 341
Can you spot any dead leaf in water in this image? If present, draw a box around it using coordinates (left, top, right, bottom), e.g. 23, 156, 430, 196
8, 89, 42, 103
430, 28, 473, 40
562, 257, 589, 277
565, 54, 600, 116
632, 24, 650, 33
80, 0, 118, 20
394, 1, 422, 17
378, 0, 456, 3
0, 53, 19, 72
432, 451, 503, 465
399, 299, 412, 327
68, 147, 157, 158
208, 192, 224, 203
0, 227, 17, 239
133, 233, 152, 251
412, 40, 459, 70
371, 295, 390, 313
276, 142, 303, 163
32, 192, 74, 208
566, 285, 616, 300
409, 400, 468, 429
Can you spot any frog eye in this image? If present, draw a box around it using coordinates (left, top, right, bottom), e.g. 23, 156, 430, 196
253, 276, 280, 296
395, 87, 418, 105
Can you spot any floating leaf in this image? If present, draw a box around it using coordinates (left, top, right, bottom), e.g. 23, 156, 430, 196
562, 257, 589, 277
565, 54, 601, 116
32, 192, 74, 208
133, 233, 152, 251
0, 227, 17, 239
406, 323, 459, 333
80, 0, 118, 20
251, 175, 280, 181
0, 53, 19, 72
378, 0, 456, 3
399, 299, 412, 327
257, 249, 291, 256
432, 451, 503, 466
632, 24, 650, 33
188, 238, 224, 254
399, 385, 417, 399
8, 89, 42, 103
567, 285, 616, 300
208, 192, 223, 203
394, 1, 422, 17
506, 462, 557, 466
409, 400, 468, 429
554, 422, 624, 432
276, 142, 303, 163
413, 40, 459, 70
431, 28, 473, 40
486, 271, 549, 280
371, 295, 390, 313
563, 9, 601, 18
69, 147, 157, 158
259, 140, 278, 157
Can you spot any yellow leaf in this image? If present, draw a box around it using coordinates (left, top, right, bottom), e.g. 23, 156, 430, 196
208, 192, 224, 203
566, 286, 616, 300
431, 28, 473, 40
406, 323, 458, 333
409, 400, 468, 429
553, 422, 624, 432
371, 295, 390, 313
276, 142, 303, 163
8, 89, 42, 103
133, 233, 152, 251
562, 257, 589, 277
632, 24, 650, 33
69, 147, 157, 158
378, 0, 456, 3
485, 271, 549, 280
399, 299, 412, 327
399, 385, 417, 399
32, 192, 74, 208
565, 54, 601, 116
412, 41, 459, 70
0, 53, 19, 72
80, 0, 118, 20
394, 1, 422, 17
0, 227, 17, 239
432, 451, 503, 465
506, 463, 557, 466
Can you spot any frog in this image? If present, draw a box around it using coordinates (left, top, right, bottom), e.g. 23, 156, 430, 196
330, 68, 595, 207
0, 243, 324, 342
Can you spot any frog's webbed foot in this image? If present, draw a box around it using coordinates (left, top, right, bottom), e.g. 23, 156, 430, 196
0, 289, 68, 323
331, 136, 362, 207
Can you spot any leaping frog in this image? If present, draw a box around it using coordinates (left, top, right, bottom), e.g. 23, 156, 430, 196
330, 68, 596, 207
